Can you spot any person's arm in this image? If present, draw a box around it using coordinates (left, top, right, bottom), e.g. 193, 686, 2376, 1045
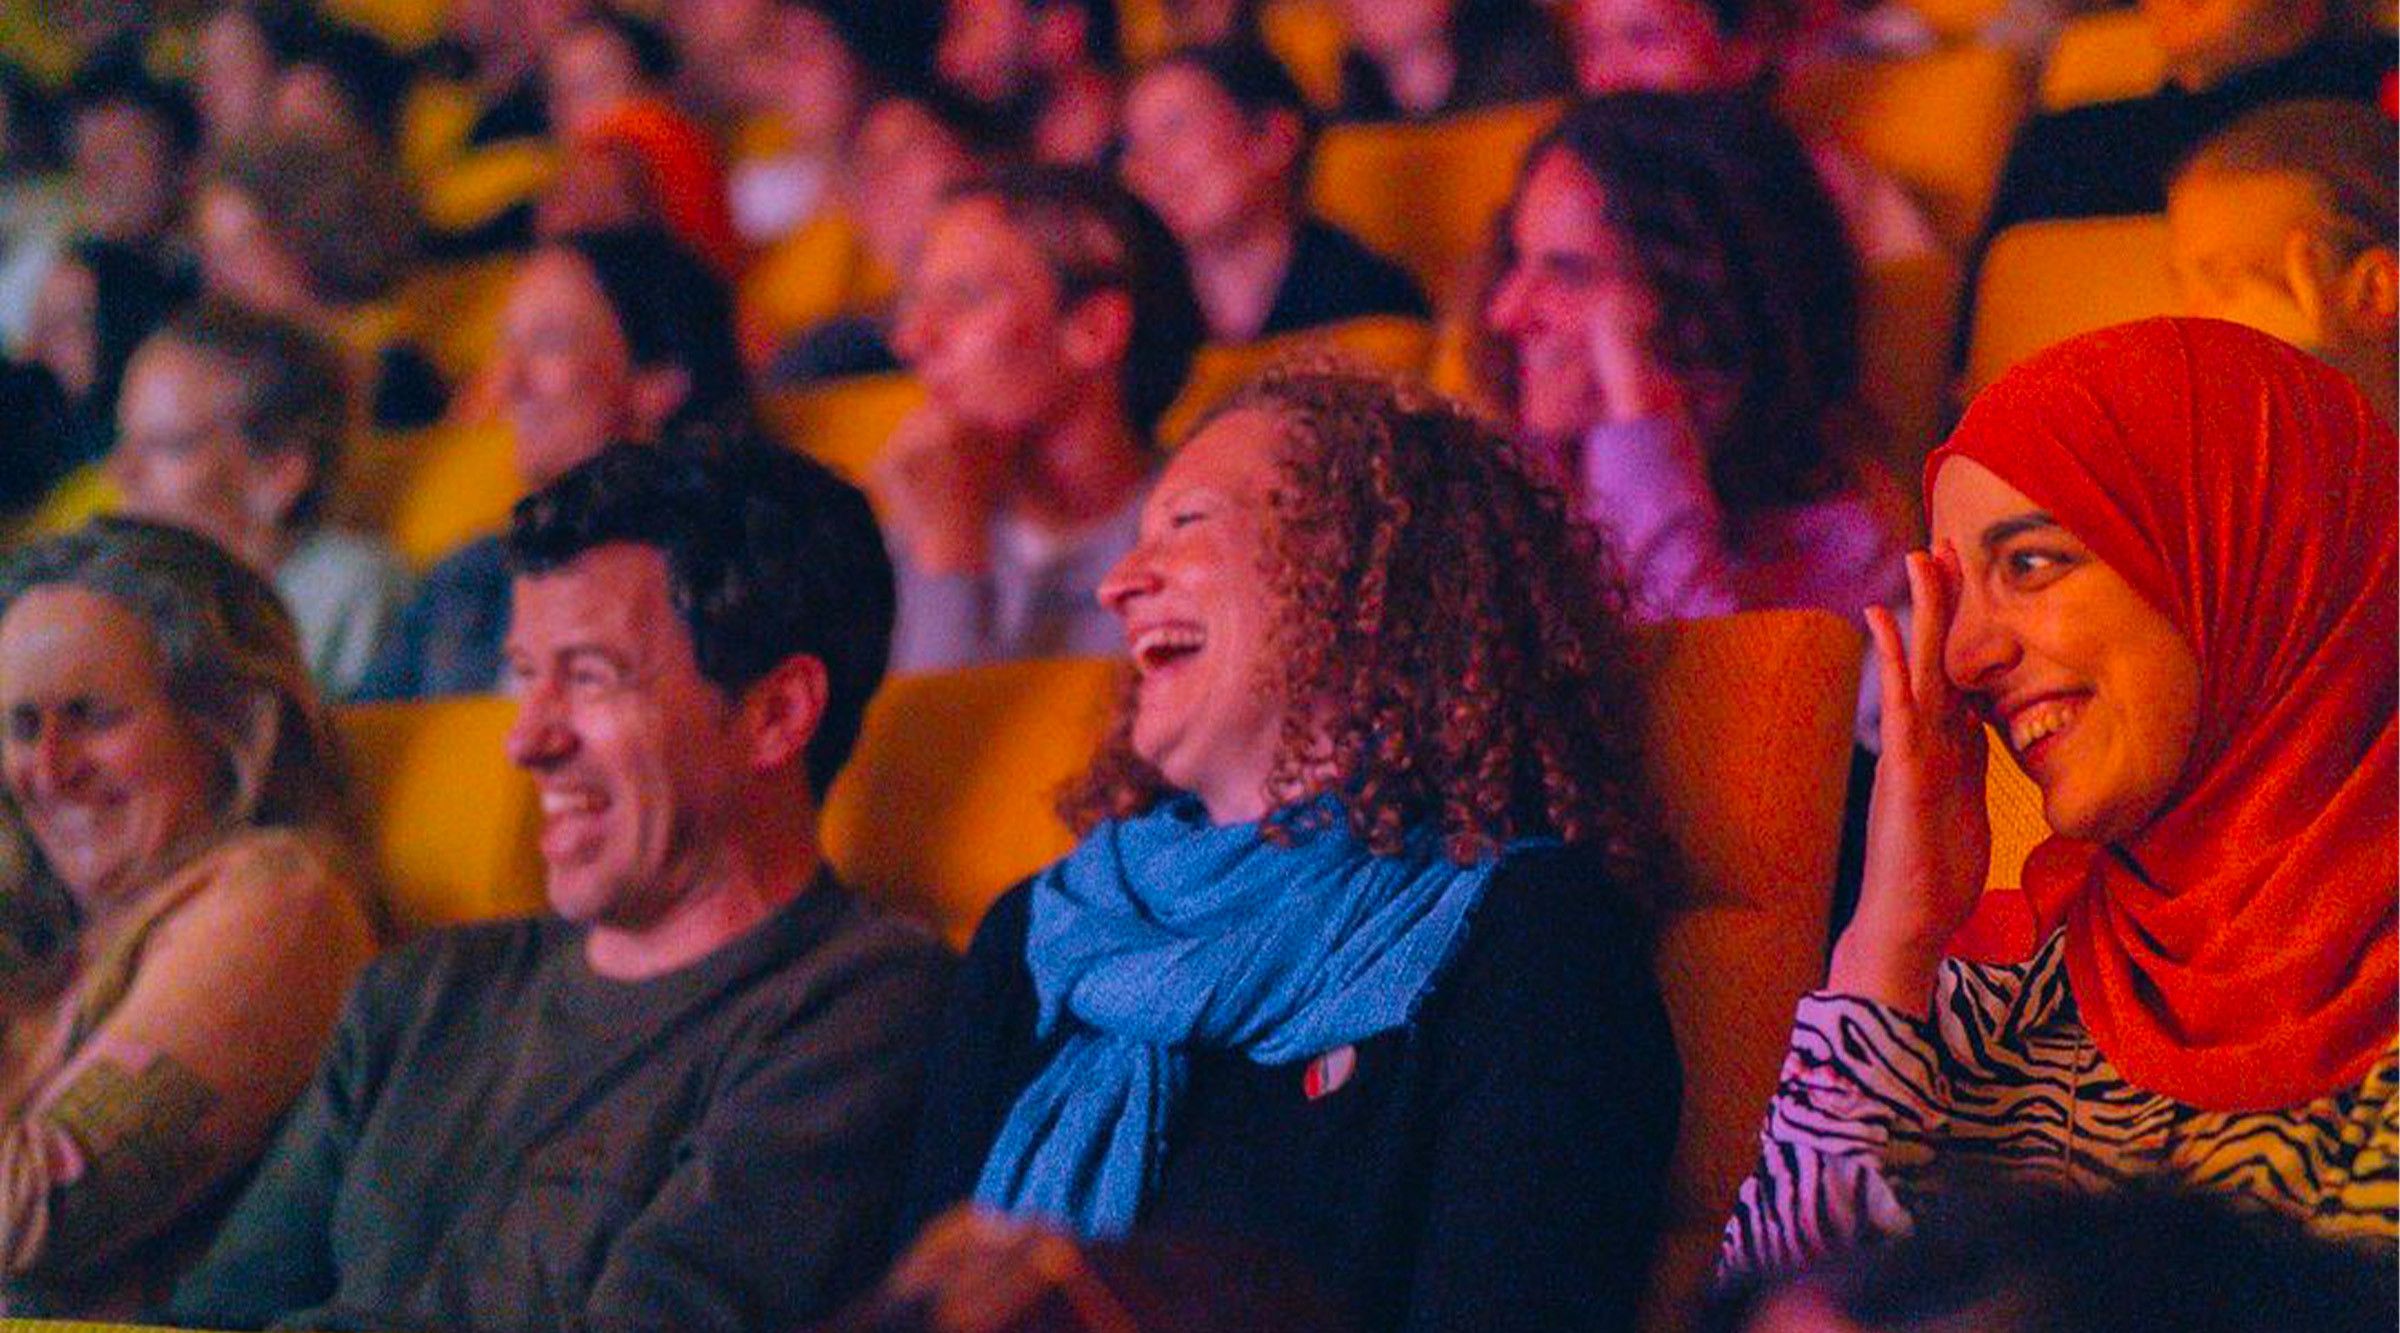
1720, 549, 1994, 1277
1, 835, 376, 1289
1400, 857, 1681, 1333
576, 935, 955, 1333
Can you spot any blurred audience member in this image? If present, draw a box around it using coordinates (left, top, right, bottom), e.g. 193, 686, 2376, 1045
727, 0, 880, 249
171, 440, 951, 1333
408, 0, 597, 255
902, 362, 1677, 1333
1711, 1183, 2397, 1333
1328, 0, 1570, 123
1977, 0, 2390, 241
0, 63, 71, 346
2168, 99, 2395, 423
358, 227, 746, 701
60, 53, 199, 261
763, 87, 998, 386
822, 1207, 1356, 1333
1719, 320, 2397, 1274
198, 130, 448, 429
109, 299, 412, 701
1156, 0, 1262, 48
1563, 0, 1936, 263
538, 10, 743, 278
9, 239, 190, 511
1483, 95, 1905, 641
1121, 43, 1426, 342
881, 165, 1202, 672
935, 0, 1120, 163
0, 517, 377, 1316
196, 4, 415, 155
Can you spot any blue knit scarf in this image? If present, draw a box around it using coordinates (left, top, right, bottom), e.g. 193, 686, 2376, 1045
972, 797, 1506, 1236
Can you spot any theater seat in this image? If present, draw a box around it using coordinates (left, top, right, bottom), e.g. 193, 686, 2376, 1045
380, 417, 520, 571
1634, 609, 1860, 1332
394, 255, 522, 386
1159, 314, 1436, 445
1308, 99, 1564, 297
1781, 45, 2031, 252
821, 657, 1122, 949
1859, 249, 1965, 484
741, 211, 891, 350
1964, 214, 2174, 394
2039, 9, 2169, 111
760, 372, 928, 485
1985, 735, 2049, 889
336, 696, 547, 934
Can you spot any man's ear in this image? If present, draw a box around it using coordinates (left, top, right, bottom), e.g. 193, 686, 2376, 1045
2334, 244, 2399, 337
1250, 107, 1306, 181
246, 445, 313, 531
1061, 287, 1134, 379
629, 365, 693, 440
738, 654, 830, 776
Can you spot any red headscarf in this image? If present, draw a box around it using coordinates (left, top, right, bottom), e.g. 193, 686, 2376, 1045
1930, 317, 2396, 1113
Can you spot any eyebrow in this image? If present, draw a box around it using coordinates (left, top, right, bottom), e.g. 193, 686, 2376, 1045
1979, 512, 2062, 549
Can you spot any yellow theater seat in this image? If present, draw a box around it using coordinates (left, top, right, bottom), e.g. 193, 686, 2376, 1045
1781, 45, 2031, 252
1633, 609, 1859, 1331
381, 416, 520, 571
821, 657, 1122, 949
395, 255, 523, 386
1261, 0, 1351, 108
1859, 249, 1965, 484
7, 462, 116, 546
1985, 733, 2050, 889
1963, 214, 2174, 394
1308, 99, 1564, 297
742, 211, 893, 350
322, 0, 450, 50
760, 372, 927, 484
1158, 314, 1437, 445
2040, 9, 2169, 111
337, 696, 548, 933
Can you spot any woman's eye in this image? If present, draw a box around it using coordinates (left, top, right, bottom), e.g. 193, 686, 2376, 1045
1168, 509, 1208, 530
2000, 547, 2075, 585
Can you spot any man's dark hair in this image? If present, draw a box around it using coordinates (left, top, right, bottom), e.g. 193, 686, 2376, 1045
505, 435, 896, 794
556, 226, 750, 435
1145, 40, 1315, 161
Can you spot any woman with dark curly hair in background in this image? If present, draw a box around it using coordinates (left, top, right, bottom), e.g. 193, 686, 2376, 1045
901, 360, 1682, 1333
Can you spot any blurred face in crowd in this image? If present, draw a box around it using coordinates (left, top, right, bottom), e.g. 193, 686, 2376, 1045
546, 22, 644, 139
111, 339, 305, 563
844, 98, 979, 273
1485, 147, 1660, 446
498, 248, 682, 489
195, 7, 277, 147
744, 5, 866, 143
1931, 457, 2202, 844
2167, 166, 2396, 384
536, 141, 656, 239
25, 258, 98, 400
453, 0, 596, 85
1568, 0, 1764, 94
1098, 407, 1290, 824
1, 583, 221, 911
1336, 0, 1456, 59
505, 543, 747, 941
893, 195, 1111, 441
197, 183, 316, 318
939, 0, 1038, 106
1121, 65, 1301, 252
70, 102, 184, 245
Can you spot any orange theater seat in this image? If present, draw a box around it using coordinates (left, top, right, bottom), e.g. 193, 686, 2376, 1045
1308, 99, 1564, 298
379, 416, 520, 571
1159, 314, 1436, 445
1963, 214, 2174, 394
1781, 45, 2031, 252
337, 695, 548, 933
2040, 9, 2170, 111
759, 372, 928, 484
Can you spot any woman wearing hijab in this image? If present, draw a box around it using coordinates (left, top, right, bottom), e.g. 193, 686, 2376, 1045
1720, 317, 2397, 1274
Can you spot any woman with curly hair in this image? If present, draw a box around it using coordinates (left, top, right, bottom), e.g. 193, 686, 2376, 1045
1483, 94, 1908, 641
902, 361, 1681, 1333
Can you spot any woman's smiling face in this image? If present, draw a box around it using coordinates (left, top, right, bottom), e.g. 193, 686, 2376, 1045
1932, 457, 2204, 844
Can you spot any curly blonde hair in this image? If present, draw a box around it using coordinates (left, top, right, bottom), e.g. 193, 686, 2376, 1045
1063, 360, 1664, 904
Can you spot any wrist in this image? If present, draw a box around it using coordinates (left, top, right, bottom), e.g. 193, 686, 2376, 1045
1826, 918, 1947, 1018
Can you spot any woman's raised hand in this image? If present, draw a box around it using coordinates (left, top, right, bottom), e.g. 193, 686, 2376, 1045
873, 403, 1002, 577
1829, 545, 1992, 1017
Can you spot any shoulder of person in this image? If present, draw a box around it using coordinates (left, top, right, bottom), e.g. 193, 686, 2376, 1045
160, 827, 369, 937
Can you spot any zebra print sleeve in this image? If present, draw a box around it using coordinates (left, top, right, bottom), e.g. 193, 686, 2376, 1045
1716, 988, 1961, 1276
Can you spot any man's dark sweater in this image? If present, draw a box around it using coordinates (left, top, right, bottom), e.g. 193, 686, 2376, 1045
168, 878, 952, 1333
902, 844, 1680, 1333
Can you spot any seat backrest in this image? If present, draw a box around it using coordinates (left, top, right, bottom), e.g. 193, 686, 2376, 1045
821, 658, 1121, 948
1308, 99, 1564, 296
1984, 736, 2050, 889
2039, 10, 2168, 111
741, 211, 890, 348
1858, 249, 1965, 485
1634, 610, 1861, 1333
1158, 315, 1436, 445
1781, 45, 2031, 252
392, 254, 521, 385
379, 416, 519, 571
1964, 214, 2174, 394
760, 372, 928, 485
337, 696, 548, 933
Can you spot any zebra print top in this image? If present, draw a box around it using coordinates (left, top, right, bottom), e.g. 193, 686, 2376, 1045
1720, 930, 2398, 1275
